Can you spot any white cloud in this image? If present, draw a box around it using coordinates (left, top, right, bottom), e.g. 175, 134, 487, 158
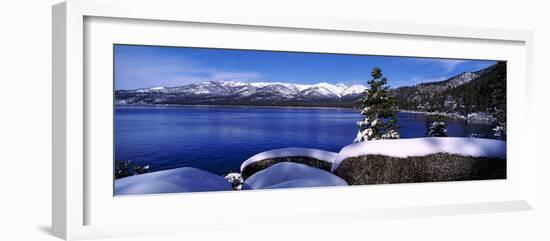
116, 52, 267, 89
436, 59, 467, 72
412, 58, 467, 73
155, 71, 265, 87
393, 76, 450, 87
410, 76, 449, 84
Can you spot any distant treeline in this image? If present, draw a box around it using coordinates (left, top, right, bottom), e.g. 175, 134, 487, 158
392, 62, 506, 115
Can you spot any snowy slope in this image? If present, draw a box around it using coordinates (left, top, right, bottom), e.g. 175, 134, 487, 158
240, 147, 338, 172
341, 84, 367, 96
332, 137, 506, 172
123, 80, 367, 98
115, 167, 232, 195
445, 72, 479, 88
244, 162, 347, 189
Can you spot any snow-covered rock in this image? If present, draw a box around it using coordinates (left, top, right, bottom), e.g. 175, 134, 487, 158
240, 148, 338, 172
244, 162, 347, 189
115, 167, 232, 195
332, 137, 506, 172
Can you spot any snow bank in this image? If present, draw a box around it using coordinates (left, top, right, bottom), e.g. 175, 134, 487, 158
115, 167, 232, 195
244, 162, 347, 189
332, 137, 506, 172
240, 148, 338, 172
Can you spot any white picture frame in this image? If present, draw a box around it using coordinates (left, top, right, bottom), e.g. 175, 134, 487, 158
52, 0, 535, 240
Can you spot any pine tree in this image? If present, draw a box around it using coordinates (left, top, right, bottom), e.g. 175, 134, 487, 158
354, 67, 400, 142
425, 114, 448, 137
488, 61, 507, 140
424, 118, 432, 137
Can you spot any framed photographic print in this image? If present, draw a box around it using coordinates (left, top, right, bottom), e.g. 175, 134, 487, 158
113, 44, 507, 195
52, 0, 535, 240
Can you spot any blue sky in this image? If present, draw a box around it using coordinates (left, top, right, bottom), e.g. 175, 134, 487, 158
114, 44, 497, 90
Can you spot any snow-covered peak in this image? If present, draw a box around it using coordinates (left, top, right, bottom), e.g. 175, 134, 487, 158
342, 84, 367, 96
214, 80, 249, 87
310, 82, 348, 97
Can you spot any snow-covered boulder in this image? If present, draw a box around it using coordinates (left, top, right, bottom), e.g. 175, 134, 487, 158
240, 148, 338, 179
115, 167, 232, 195
332, 137, 506, 185
333, 137, 506, 172
244, 162, 347, 189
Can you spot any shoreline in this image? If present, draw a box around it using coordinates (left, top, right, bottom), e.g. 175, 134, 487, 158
115, 104, 494, 122
398, 109, 467, 120
115, 103, 358, 111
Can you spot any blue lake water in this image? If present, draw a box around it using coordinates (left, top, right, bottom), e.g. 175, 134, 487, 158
115, 106, 494, 175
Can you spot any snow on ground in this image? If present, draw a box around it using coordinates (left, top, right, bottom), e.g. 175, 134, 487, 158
332, 137, 506, 172
244, 162, 347, 189
240, 148, 338, 172
115, 167, 232, 195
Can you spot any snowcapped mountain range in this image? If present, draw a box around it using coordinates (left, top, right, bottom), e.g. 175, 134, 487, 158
131, 81, 367, 98
116, 81, 368, 107
115, 63, 498, 108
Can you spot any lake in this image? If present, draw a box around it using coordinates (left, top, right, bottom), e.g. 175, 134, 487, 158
115, 106, 494, 175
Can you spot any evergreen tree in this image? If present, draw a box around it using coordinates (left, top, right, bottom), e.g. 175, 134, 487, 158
425, 114, 448, 137
424, 118, 432, 137
224, 172, 244, 190
488, 61, 507, 140
354, 67, 400, 142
